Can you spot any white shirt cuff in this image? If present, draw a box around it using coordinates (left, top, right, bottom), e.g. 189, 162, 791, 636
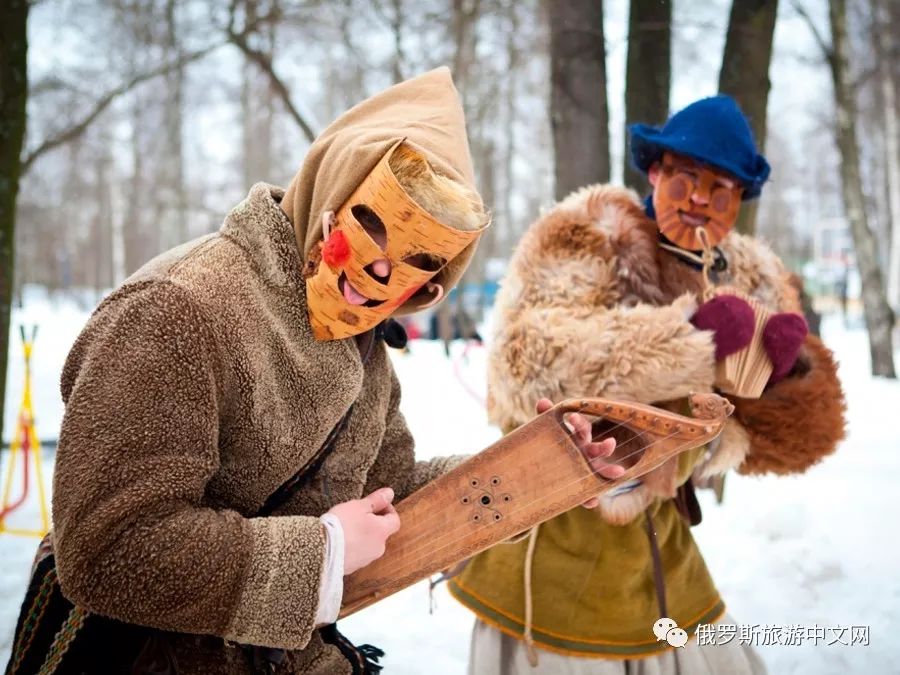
315, 513, 345, 625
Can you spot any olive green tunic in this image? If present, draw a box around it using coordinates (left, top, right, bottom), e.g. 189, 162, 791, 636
450, 446, 722, 658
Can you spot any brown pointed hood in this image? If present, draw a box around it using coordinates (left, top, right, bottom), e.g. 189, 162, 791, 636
280, 67, 483, 311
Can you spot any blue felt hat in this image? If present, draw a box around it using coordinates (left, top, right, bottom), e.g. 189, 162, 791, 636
629, 95, 770, 200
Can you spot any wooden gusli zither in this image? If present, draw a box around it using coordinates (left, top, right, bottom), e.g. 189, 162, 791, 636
339, 392, 734, 618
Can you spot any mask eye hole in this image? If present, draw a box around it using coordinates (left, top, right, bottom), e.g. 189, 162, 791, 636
351, 204, 387, 250
403, 252, 446, 272
710, 188, 733, 213
667, 175, 691, 202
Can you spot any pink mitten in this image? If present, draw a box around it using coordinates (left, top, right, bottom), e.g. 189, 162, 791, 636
690, 295, 755, 360
762, 312, 808, 384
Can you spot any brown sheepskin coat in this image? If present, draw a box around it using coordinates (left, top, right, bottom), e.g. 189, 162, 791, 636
449, 184, 847, 659
487, 184, 847, 523
51, 183, 460, 674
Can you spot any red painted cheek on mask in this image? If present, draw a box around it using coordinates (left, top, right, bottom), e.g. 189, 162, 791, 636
322, 230, 351, 269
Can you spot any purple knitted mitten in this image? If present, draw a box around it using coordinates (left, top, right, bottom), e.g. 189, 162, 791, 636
762, 312, 808, 384
690, 295, 755, 361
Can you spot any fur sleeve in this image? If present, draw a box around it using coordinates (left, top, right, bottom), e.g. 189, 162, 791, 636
54, 282, 327, 650
487, 296, 717, 431
733, 335, 846, 475
487, 184, 718, 430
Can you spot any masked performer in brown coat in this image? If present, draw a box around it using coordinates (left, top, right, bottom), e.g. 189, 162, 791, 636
449, 96, 846, 675
7, 69, 501, 675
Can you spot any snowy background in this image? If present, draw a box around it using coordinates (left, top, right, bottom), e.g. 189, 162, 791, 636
1, 288, 898, 674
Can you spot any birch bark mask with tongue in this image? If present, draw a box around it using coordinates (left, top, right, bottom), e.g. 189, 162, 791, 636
306, 141, 488, 340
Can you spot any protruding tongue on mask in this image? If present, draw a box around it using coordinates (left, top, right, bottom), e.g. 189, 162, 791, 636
342, 278, 369, 306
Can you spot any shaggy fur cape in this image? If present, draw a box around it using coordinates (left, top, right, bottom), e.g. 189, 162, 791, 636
487, 184, 846, 524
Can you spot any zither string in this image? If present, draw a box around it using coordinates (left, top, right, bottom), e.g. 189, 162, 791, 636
385, 429, 704, 587
396, 403, 647, 553
383, 422, 708, 579
390, 403, 701, 564
395, 399, 696, 556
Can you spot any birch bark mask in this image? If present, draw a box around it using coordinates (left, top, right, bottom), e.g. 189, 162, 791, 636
306, 141, 487, 340
652, 152, 743, 250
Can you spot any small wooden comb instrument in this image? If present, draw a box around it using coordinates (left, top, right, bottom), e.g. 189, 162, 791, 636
712, 286, 774, 398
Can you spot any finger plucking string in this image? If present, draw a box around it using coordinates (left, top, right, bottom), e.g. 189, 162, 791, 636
375, 403, 697, 575
393, 406, 647, 554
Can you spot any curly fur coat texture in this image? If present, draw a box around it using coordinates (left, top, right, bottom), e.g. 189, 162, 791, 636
488, 184, 846, 524
51, 184, 461, 674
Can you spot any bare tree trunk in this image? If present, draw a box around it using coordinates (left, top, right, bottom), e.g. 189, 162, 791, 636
872, 0, 900, 310
718, 0, 779, 236
241, 61, 275, 186
93, 152, 114, 292
241, 4, 275, 188
469, 140, 496, 322
828, 0, 896, 377
549, 0, 609, 200
164, 0, 188, 247
124, 96, 150, 275
387, 0, 406, 83
501, 1, 521, 255
451, 0, 480, 91
111, 177, 126, 287
439, 0, 483, 353
623, 0, 671, 194
0, 0, 28, 444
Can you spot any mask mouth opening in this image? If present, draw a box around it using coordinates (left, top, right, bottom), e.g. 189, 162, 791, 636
676, 210, 710, 228
337, 271, 386, 308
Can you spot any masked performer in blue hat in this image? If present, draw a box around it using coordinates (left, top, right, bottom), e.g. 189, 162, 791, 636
449, 96, 846, 674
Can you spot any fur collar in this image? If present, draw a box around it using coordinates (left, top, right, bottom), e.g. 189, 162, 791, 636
220, 183, 304, 289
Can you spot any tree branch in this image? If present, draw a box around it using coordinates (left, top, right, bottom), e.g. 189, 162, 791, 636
29, 74, 79, 96
791, 0, 835, 64
226, 25, 317, 143
21, 42, 224, 174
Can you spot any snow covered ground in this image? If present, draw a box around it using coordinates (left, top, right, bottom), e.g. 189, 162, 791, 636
1, 289, 898, 674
